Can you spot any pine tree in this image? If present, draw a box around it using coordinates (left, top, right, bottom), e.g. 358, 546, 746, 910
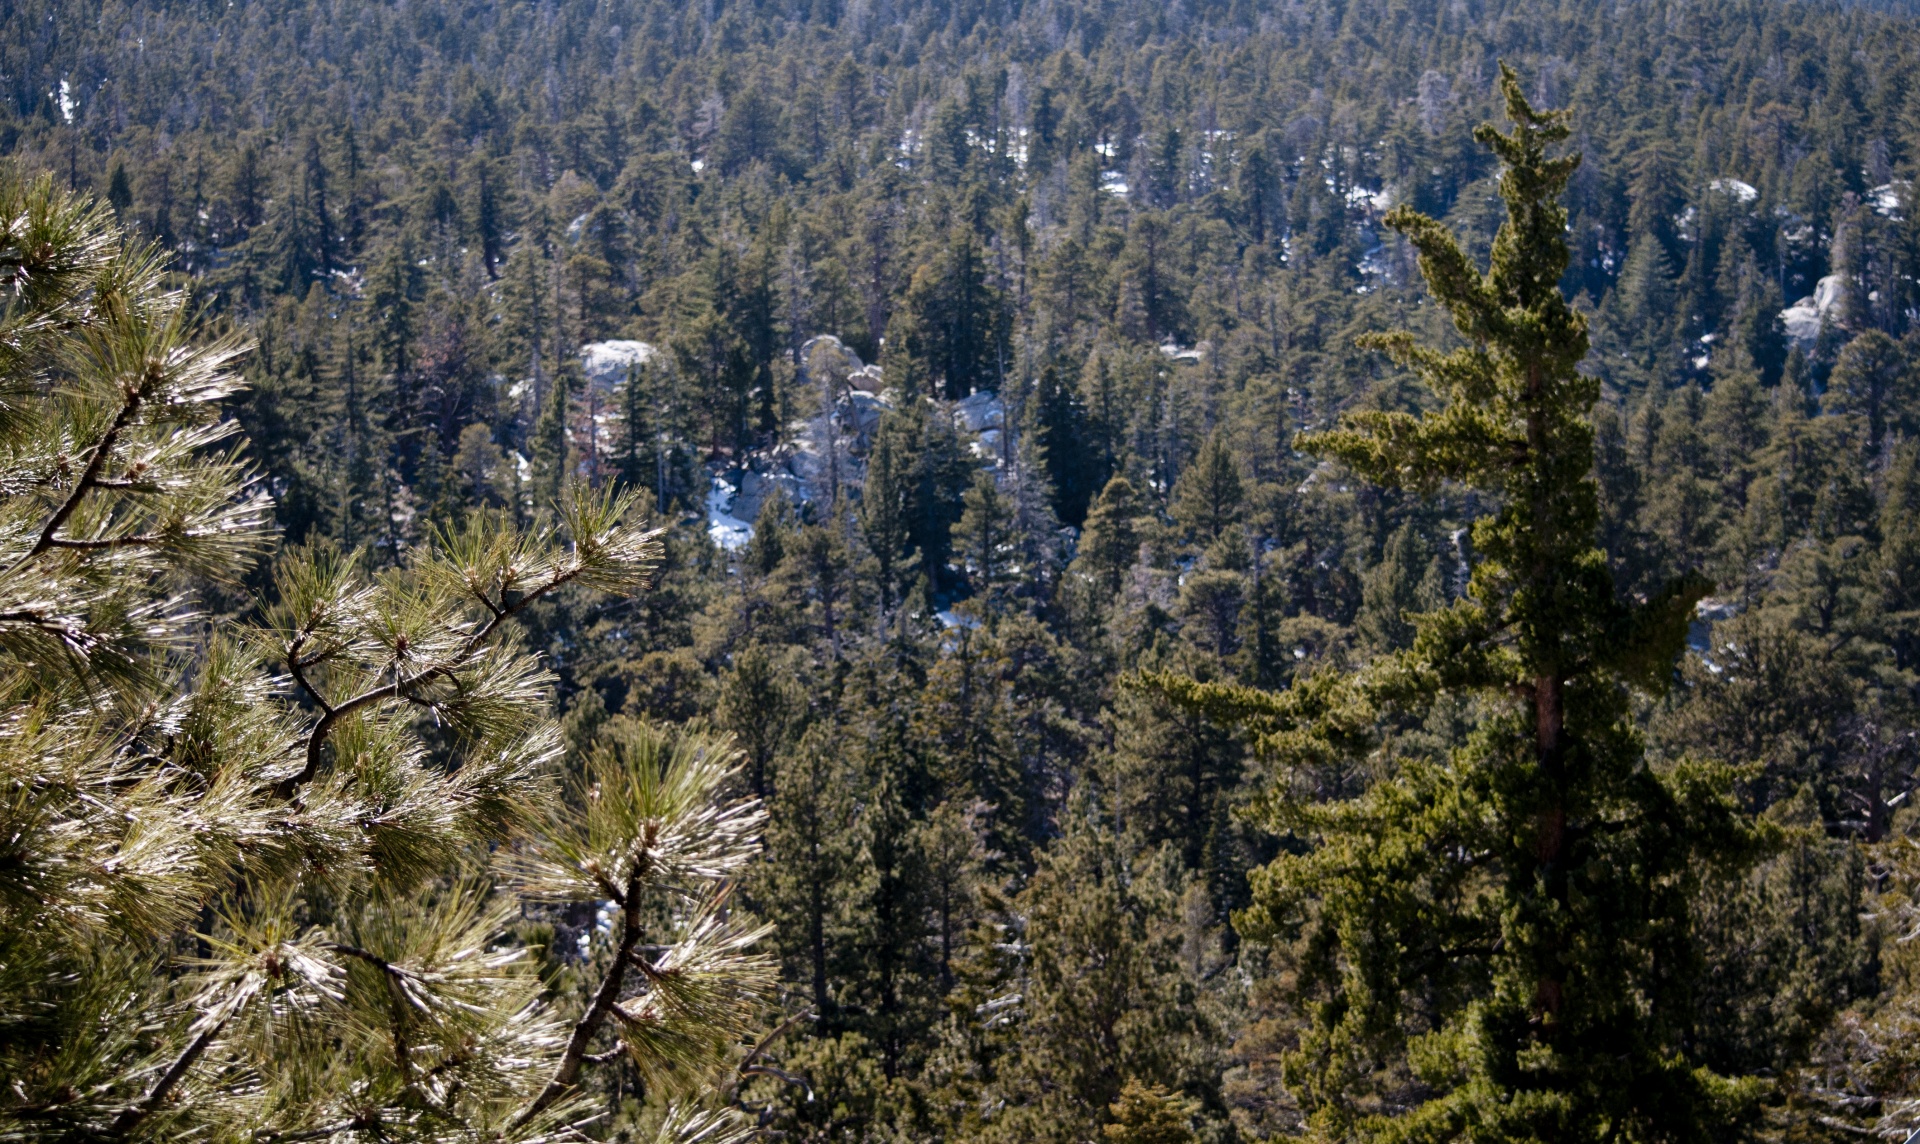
957, 470, 1014, 604
226, 144, 265, 235
1104, 1080, 1199, 1144
0, 177, 774, 1141
755, 722, 859, 1023
1354, 522, 1445, 654
1076, 476, 1142, 596
978, 810, 1221, 1144
451, 421, 513, 509
530, 362, 573, 511
861, 413, 915, 611
1825, 328, 1916, 445
1170, 432, 1245, 545
1032, 362, 1099, 526
1151, 67, 1769, 1141
106, 156, 133, 216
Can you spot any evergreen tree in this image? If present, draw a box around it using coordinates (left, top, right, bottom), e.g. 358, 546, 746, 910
1032, 361, 1100, 526
20, 1, 1920, 1134
1104, 1081, 1200, 1144
756, 722, 859, 1022
957, 470, 1015, 603
1824, 328, 1917, 445
105, 156, 132, 216
530, 363, 573, 511
0, 177, 773, 1141
1355, 522, 1446, 654
979, 812, 1222, 1144
861, 409, 916, 610
1154, 68, 1769, 1141
1076, 476, 1142, 596
1170, 432, 1245, 545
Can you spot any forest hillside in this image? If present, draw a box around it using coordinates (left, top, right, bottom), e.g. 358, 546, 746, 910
5, 0, 1920, 1139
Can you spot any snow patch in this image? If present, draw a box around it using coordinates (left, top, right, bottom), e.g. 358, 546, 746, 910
705, 475, 753, 552
1346, 184, 1392, 211
1707, 178, 1758, 203
1871, 180, 1910, 218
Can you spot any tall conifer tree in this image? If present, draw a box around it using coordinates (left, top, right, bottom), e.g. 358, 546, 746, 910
1154, 66, 1766, 1141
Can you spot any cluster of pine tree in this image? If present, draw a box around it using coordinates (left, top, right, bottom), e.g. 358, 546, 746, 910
7, 0, 1920, 1139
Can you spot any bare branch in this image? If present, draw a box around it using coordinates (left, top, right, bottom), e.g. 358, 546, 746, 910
740, 1010, 812, 1075
740, 1064, 814, 1098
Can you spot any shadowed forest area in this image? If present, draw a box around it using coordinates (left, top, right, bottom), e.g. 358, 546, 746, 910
8, 0, 1920, 1139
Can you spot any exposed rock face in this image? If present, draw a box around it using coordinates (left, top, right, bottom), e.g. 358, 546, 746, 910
953, 390, 1004, 434
799, 334, 886, 393
696, 335, 1017, 553
580, 341, 660, 389
953, 390, 1005, 459
1779, 274, 1844, 350
800, 335, 861, 383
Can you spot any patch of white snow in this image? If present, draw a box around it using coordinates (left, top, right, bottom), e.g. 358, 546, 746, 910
1707, 177, 1758, 203
706, 475, 753, 553
1871, 180, 1910, 218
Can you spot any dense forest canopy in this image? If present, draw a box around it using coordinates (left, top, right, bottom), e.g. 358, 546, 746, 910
7, 0, 1920, 1138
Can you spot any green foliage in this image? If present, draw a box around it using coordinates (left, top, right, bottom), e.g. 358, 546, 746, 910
1105, 1080, 1201, 1144
1170, 433, 1247, 545
1162, 69, 1775, 1141
0, 182, 773, 1141
11, 0, 1920, 1137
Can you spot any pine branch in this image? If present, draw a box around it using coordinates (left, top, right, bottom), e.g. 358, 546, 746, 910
104, 1012, 230, 1138
513, 867, 646, 1128
43, 532, 168, 551
285, 634, 336, 719
13, 385, 140, 570
250, 1123, 360, 1144
273, 556, 591, 800
326, 942, 418, 1089
728, 1009, 813, 1105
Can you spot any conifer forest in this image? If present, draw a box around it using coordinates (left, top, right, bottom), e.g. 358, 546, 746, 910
15, 0, 1920, 1139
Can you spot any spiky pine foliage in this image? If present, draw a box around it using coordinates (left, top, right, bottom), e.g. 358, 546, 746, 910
0, 175, 776, 1143
1147, 68, 1772, 1142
